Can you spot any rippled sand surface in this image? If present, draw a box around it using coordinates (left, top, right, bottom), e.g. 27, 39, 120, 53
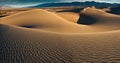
0, 7, 120, 63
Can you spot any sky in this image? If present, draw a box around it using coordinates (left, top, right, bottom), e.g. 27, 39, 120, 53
0, 0, 120, 8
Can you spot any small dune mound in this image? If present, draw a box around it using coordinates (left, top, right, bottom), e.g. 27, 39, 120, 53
77, 7, 120, 31
77, 7, 106, 25
80, 7, 106, 15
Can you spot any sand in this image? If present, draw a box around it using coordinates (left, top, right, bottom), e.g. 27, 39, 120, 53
0, 7, 120, 63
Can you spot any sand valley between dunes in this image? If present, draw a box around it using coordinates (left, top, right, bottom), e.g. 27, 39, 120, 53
1, 7, 120, 63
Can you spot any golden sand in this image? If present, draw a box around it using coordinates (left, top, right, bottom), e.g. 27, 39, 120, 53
0, 7, 120, 63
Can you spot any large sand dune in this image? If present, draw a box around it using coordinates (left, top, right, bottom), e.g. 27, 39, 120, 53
1, 7, 120, 63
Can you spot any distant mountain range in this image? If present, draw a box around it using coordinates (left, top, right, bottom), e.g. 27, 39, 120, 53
31, 1, 120, 8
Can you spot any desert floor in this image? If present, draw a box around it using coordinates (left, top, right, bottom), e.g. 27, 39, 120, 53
0, 7, 120, 63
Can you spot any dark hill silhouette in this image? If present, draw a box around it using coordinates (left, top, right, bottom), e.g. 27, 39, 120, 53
30, 1, 120, 8
56, 7, 84, 13
108, 6, 120, 15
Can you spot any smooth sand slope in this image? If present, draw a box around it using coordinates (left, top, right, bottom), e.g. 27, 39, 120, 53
1, 7, 120, 63
56, 12, 79, 23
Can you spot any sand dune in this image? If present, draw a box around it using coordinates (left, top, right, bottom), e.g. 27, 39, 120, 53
56, 12, 79, 23
0, 9, 103, 33
1, 7, 120, 63
78, 7, 120, 31
1, 8, 120, 33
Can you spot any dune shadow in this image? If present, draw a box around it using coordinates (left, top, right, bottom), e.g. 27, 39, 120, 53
0, 15, 7, 18
0, 24, 9, 32
21, 25, 37, 28
56, 8, 84, 13
77, 13, 97, 25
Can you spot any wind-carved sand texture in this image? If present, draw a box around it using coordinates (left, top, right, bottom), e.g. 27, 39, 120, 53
1, 7, 120, 63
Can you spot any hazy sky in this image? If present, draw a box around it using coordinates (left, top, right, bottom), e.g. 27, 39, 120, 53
0, 0, 120, 7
